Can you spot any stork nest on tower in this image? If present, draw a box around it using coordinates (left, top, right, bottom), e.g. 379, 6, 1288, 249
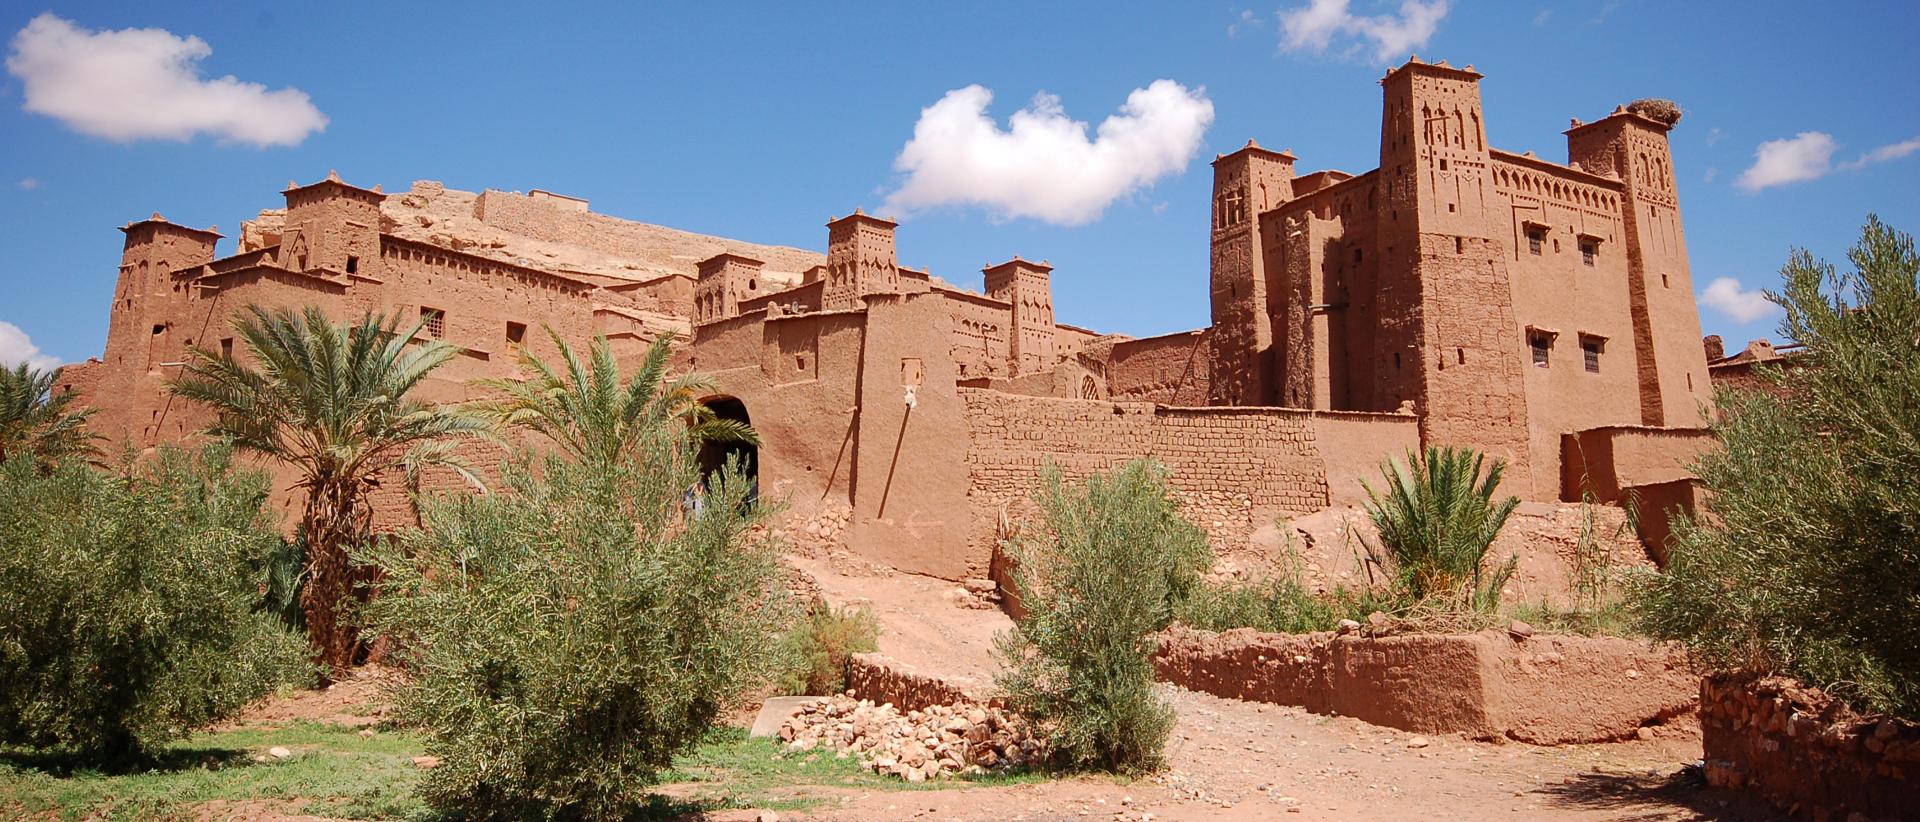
1627, 98, 1684, 126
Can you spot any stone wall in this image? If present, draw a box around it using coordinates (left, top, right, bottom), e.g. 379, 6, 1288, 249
964, 392, 1311, 550
1153, 626, 1695, 744
960, 389, 1417, 554
846, 653, 998, 713
1700, 672, 1919, 820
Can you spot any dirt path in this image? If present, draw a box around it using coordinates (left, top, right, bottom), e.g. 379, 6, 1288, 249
774, 562, 1781, 821
741, 684, 1777, 821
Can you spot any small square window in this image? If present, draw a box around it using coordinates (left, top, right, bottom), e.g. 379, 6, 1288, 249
220, 338, 234, 358
1526, 229, 1544, 255
1580, 241, 1597, 267
420, 307, 445, 339
346, 255, 359, 274
1529, 333, 1552, 368
1581, 337, 1603, 372
1662, 273, 1671, 289
505, 322, 526, 352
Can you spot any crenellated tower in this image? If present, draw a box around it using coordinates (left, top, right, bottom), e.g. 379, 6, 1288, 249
694, 252, 764, 325
822, 209, 900, 310
1206, 140, 1295, 405
279, 171, 384, 278
1376, 58, 1534, 491
983, 257, 1057, 376
1567, 106, 1709, 426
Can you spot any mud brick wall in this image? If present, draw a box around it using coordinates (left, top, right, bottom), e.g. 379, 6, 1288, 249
1700, 673, 1919, 820
959, 390, 1334, 553
1153, 626, 1695, 744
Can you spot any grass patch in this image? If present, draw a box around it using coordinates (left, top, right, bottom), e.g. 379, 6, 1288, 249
0, 721, 425, 821
661, 727, 1046, 812
1509, 599, 1643, 638
1, 724, 1048, 821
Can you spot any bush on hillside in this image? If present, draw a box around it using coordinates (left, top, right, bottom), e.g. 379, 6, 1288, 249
363, 449, 789, 820
776, 602, 880, 696
0, 445, 315, 762
1633, 215, 1920, 718
995, 460, 1211, 774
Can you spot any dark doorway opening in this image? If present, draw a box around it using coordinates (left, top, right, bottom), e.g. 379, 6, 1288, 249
697, 397, 758, 505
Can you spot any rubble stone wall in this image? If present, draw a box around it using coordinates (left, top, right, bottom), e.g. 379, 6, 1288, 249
1153, 626, 1695, 744
846, 653, 998, 712
960, 390, 1416, 553
1700, 673, 1919, 820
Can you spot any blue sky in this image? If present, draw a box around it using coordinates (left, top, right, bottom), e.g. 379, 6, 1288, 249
2, 1, 1916, 368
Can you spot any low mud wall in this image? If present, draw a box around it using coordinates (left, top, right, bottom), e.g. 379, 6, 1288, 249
1152, 626, 1695, 744
1700, 673, 1919, 820
846, 653, 999, 712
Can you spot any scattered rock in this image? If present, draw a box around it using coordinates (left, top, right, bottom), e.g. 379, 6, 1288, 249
1507, 620, 1534, 640
756, 812, 780, 822
1336, 619, 1361, 635
1406, 736, 1430, 749
358, 729, 376, 739
268, 746, 292, 759
412, 755, 442, 769
779, 695, 1041, 780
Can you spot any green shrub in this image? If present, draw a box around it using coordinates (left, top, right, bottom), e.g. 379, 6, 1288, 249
775, 602, 880, 696
0, 445, 315, 762
1176, 576, 1389, 634
1360, 445, 1520, 613
995, 460, 1210, 774
1633, 216, 1920, 719
363, 450, 789, 820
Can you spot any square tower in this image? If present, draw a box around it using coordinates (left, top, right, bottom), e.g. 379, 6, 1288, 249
1207, 140, 1295, 405
280, 171, 384, 278
694, 252, 764, 325
822, 209, 899, 311
1376, 58, 1534, 492
983, 257, 1057, 377
1567, 105, 1709, 426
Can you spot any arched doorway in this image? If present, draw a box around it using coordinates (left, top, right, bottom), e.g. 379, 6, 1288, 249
697, 397, 758, 505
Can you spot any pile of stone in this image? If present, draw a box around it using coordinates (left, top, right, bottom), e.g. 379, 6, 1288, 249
778, 695, 1042, 781
944, 577, 1001, 610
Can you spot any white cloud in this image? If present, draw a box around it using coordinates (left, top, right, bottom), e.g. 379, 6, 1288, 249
1531, 9, 1552, 27
1229, 9, 1265, 37
5, 12, 326, 147
882, 81, 1215, 226
1704, 126, 1725, 146
1278, 0, 1450, 63
0, 321, 62, 371
17, 177, 38, 190
1702, 167, 1719, 183
1838, 137, 1920, 170
1697, 277, 1779, 324
1736, 131, 1920, 192
1736, 132, 1837, 192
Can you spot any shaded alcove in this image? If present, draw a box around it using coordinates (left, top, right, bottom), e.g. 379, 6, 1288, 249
697, 397, 758, 503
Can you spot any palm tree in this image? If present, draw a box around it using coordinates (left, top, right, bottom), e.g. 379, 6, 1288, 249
1360, 445, 1521, 611
0, 362, 101, 469
169, 306, 490, 676
473, 328, 756, 471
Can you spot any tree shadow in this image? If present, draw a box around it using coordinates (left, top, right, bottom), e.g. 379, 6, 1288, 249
1534, 765, 1785, 821
0, 745, 251, 777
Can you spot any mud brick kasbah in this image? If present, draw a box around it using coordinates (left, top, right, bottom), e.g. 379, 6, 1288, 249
61, 57, 1718, 581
